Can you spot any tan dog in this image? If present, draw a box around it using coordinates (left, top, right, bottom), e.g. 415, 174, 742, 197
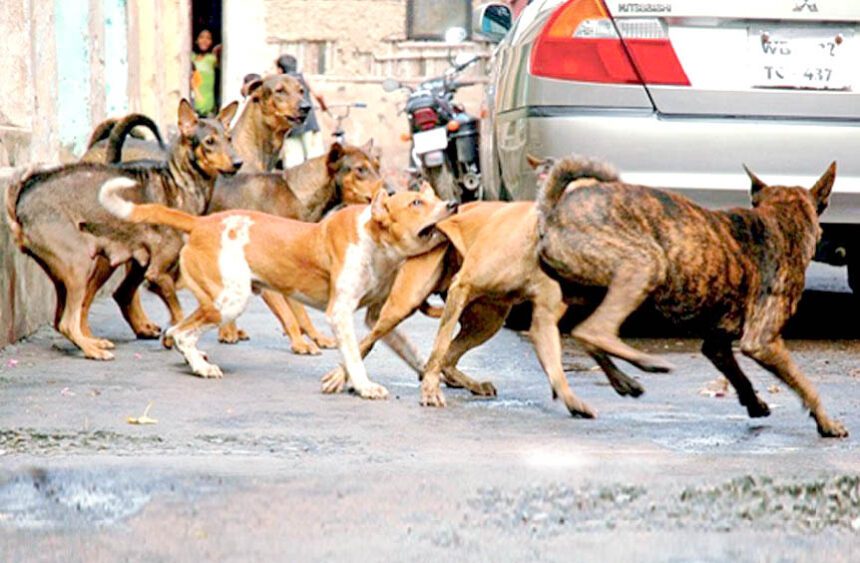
209, 141, 386, 354
99, 181, 457, 398
320, 199, 644, 412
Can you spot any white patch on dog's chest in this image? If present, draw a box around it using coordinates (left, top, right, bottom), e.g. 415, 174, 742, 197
214, 215, 254, 321
336, 208, 398, 304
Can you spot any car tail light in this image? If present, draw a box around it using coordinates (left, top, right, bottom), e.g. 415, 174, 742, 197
530, 0, 689, 86
412, 107, 439, 131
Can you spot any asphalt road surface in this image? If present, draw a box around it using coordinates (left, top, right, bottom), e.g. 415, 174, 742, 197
1, 264, 858, 561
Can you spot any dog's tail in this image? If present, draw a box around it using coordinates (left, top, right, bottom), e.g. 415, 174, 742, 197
99, 177, 198, 233
105, 114, 166, 164
86, 117, 119, 150
537, 156, 619, 226
4, 165, 42, 250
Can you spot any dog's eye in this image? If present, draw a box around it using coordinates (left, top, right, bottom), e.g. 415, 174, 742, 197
205, 138, 215, 146
411, 199, 423, 207
356, 166, 367, 175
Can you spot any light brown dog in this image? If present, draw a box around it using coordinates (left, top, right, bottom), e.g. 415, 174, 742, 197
100, 181, 457, 398
209, 141, 386, 353
320, 198, 645, 412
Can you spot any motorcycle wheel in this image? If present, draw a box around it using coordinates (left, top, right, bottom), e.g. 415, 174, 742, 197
425, 164, 459, 202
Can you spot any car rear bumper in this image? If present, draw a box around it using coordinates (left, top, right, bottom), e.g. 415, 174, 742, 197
497, 108, 860, 224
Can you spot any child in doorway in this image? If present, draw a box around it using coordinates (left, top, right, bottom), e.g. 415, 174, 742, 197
191, 29, 221, 117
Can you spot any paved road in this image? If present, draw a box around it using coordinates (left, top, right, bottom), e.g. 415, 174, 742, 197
0, 264, 858, 561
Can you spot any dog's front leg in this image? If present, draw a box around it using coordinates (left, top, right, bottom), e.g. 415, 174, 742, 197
422, 278, 473, 407
326, 296, 388, 400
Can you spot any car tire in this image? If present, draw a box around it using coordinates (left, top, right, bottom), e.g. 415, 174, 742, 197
426, 164, 459, 201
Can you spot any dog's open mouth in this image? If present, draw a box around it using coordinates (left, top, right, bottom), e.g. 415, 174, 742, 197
418, 224, 438, 239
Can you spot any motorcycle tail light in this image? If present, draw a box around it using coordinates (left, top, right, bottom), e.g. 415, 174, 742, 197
446, 120, 460, 132
412, 107, 439, 130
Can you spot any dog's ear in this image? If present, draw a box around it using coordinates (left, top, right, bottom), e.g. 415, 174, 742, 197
327, 142, 345, 171
419, 182, 436, 199
247, 78, 264, 101
370, 189, 390, 226
178, 99, 199, 137
810, 161, 836, 215
526, 154, 546, 170
216, 101, 239, 129
743, 164, 767, 195
361, 138, 374, 153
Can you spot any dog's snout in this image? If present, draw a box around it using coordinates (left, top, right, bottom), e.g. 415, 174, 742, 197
385, 183, 396, 196
232, 159, 244, 170
299, 100, 312, 113
446, 200, 459, 212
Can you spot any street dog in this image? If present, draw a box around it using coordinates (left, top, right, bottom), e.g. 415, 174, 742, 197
99, 180, 457, 398
537, 156, 846, 438
4, 100, 241, 360
209, 140, 387, 353
84, 74, 309, 341
320, 188, 644, 413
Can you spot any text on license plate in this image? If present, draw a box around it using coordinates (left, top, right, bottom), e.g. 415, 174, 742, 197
412, 127, 448, 154
747, 27, 855, 91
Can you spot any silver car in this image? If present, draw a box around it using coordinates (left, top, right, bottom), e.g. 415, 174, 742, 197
474, 1, 860, 291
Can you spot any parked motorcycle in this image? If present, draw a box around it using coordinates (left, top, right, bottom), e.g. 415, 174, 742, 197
383, 55, 483, 201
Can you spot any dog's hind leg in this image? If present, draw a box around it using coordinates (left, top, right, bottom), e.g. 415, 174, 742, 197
80, 256, 117, 350
439, 300, 506, 397
166, 306, 224, 378
114, 262, 161, 339
589, 352, 645, 398
702, 335, 769, 418
531, 298, 596, 418
740, 325, 847, 438
57, 267, 114, 360
256, 290, 319, 355
289, 298, 336, 350
572, 261, 673, 373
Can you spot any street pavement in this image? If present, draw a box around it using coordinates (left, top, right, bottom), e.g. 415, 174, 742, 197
0, 264, 858, 561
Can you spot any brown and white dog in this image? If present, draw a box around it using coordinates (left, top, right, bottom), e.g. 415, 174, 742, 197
99, 180, 457, 398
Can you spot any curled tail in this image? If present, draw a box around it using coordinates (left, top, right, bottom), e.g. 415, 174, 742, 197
4, 165, 42, 249
106, 114, 166, 164
537, 155, 619, 230
99, 177, 197, 233
87, 117, 119, 150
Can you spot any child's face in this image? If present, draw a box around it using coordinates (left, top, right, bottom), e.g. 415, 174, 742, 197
196, 30, 213, 52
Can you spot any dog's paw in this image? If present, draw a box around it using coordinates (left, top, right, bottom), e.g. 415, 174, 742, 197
84, 347, 115, 361
420, 385, 447, 408
636, 354, 674, 373
192, 363, 223, 379
471, 380, 497, 397
816, 417, 849, 439
562, 393, 597, 419
162, 334, 175, 349
134, 322, 162, 340
237, 329, 250, 341
611, 375, 645, 398
91, 338, 115, 350
218, 326, 241, 344
291, 338, 322, 356
746, 397, 771, 418
321, 367, 347, 394
354, 382, 389, 400
311, 334, 337, 349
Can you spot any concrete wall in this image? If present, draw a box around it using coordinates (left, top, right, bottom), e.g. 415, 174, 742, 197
0, 0, 190, 347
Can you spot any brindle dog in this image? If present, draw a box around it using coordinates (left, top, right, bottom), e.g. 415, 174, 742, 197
536, 156, 846, 438
210, 140, 387, 353
4, 100, 241, 360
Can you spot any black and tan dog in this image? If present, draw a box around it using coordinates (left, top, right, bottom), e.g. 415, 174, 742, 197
4, 100, 240, 360
537, 156, 846, 438
209, 140, 388, 353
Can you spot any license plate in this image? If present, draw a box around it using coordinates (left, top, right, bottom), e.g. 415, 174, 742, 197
412, 127, 448, 154
748, 27, 854, 91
